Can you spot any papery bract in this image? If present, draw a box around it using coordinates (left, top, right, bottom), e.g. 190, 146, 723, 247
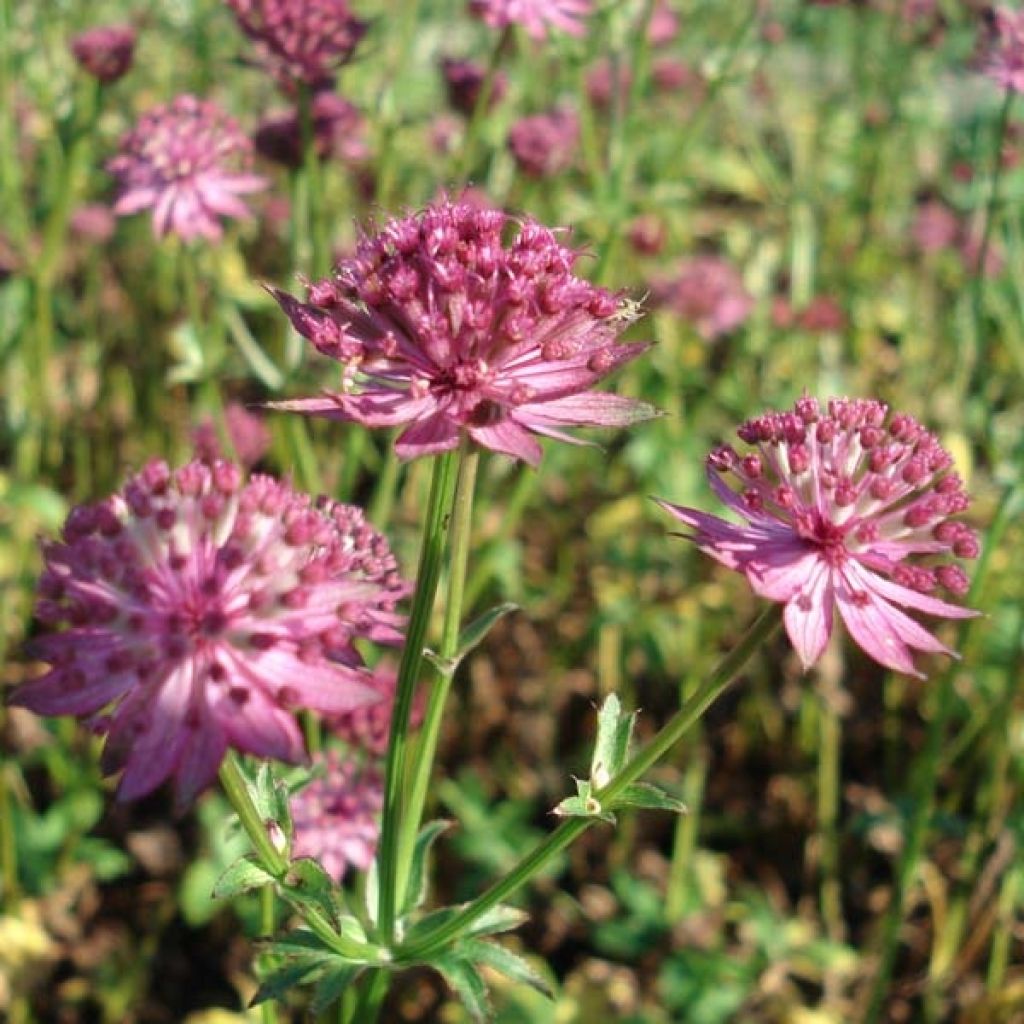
657, 397, 980, 677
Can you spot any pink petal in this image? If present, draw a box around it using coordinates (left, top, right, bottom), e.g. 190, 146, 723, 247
521, 392, 660, 428
468, 418, 543, 465
850, 563, 978, 620
834, 574, 922, 677
783, 561, 834, 669
746, 544, 822, 602
174, 715, 228, 811
113, 186, 158, 215
395, 409, 462, 459
10, 667, 135, 717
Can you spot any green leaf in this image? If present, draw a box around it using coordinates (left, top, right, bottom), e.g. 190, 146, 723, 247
251, 961, 326, 1006
435, 954, 492, 1023
455, 603, 519, 661
213, 855, 277, 899
463, 903, 530, 940
552, 779, 615, 824
263, 929, 337, 959
590, 694, 635, 788
459, 938, 554, 1000
401, 906, 459, 946
283, 858, 339, 921
310, 964, 363, 1014
402, 819, 453, 915
613, 782, 687, 815
364, 854, 379, 928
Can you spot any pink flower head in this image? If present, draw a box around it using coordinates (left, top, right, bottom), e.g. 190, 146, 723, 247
984, 7, 1024, 93
657, 397, 980, 677
11, 459, 409, 809
224, 0, 367, 91
468, 0, 593, 41
507, 108, 579, 178
108, 95, 267, 242
70, 24, 136, 83
912, 200, 958, 254
291, 752, 383, 880
653, 256, 752, 341
269, 199, 657, 465
254, 92, 367, 169
329, 666, 424, 757
441, 58, 508, 117
192, 402, 273, 467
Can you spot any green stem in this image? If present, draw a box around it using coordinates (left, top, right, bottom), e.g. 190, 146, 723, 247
354, 968, 390, 1023
818, 688, 843, 942
399, 605, 781, 961
664, 744, 707, 920
259, 886, 279, 1024
453, 27, 513, 184
0, 758, 18, 909
396, 448, 480, 905
377, 451, 460, 942
299, 84, 328, 277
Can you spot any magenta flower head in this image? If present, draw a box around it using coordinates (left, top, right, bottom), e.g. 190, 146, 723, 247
657, 398, 980, 677
468, 0, 593, 40
653, 255, 752, 341
11, 458, 409, 810
70, 24, 136, 84
224, 0, 367, 91
254, 92, 366, 169
291, 752, 383, 880
270, 198, 657, 464
984, 7, 1024, 93
108, 95, 267, 243
507, 108, 580, 178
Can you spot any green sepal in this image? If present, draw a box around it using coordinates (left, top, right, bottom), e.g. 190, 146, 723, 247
402, 819, 453, 915
435, 953, 492, 1023
612, 782, 687, 815
590, 694, 636, 789
553, 779, 615, 824
309, 964, 364, 1015
457, 938, 554, 1000
212, 854, 278, 898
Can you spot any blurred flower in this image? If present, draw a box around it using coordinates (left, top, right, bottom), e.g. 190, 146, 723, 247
960, 228, 1005, 277
651, 57, 704, 96
508, 107, 579, 178
653, 255, 752, 340
586, 59, 632, 111
657, 397, 979, 676
291, 752, 383, 880
441, 58, 507, 116
797, 295, 846, 332
627, 214, 666, 256
192, 403, 273, 467
911, 200, 958, 254
468, 0, 592, 40
329, 666, 424, 756
270, 198, 656, 464
12, 458, 409, 809
224, 0, 367, 91
69, 204, 117, 244
648, 0, 680, 46
70, 24, 136, 84
254, 91, 367, 168
108, 95, 266, 242
983, 7, 1024, 93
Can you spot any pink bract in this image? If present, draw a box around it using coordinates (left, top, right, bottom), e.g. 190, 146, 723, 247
291, 753, 384, 881
269, 199, 657, 465
985, 7, 1024, 94
108, 95, 266, 242
11, 459, 409, 809
657, 397, 980, 677
468, 0, 593, 40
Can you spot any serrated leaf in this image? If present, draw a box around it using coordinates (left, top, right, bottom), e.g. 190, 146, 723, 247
402, 819, 453, 915
613, 782, 688, 814
262, 928, 338, 960
309, 964, 363, 1014
435, 954, 492, 1023
213, 855, 277, 899
251, 961, 325, 1006
459, 938, 554, 1000
590, 693, 635, 788
463, 903, 529, 940
455, 603, 518, 661
283, 858, 339, 921
402, 905, 460, 946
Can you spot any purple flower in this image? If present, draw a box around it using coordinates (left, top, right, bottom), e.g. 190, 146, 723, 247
507, 108, 579, 178
291, 752, 383, 880
11, 459, 409, 809
70, 24, 136, 84
254, 91, 367, 169
984, 7, 1024, 93
911, 200, 958, 254
653, 256, 752, 341
224, 0, 367, 91
192, 402, 273, 467
657, 398, 980, 677
441, 58, 508, 117
70, 204, 117, 244
468, 0, 593, 40
108, 95, 267, 242
270, 199, 657, 465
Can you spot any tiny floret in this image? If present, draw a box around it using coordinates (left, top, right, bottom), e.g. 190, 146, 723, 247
12, 459, 409, 809
270, 198, 657, 465
108, 95, 266, 242
657, 398, 980, 676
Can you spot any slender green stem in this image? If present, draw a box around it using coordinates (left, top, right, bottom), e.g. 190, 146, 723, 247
377, 452, 460, 942
0, 758, 18, 909
396, 448, 480, 905
299, 84, 328, 277
259, 886, 279, 1024
818, 688, 843, 942
399, 605, 781, 961
664, 744, 707, 920
354, 968, 390, 1023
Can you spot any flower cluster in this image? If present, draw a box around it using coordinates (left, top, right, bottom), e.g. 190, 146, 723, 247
658, 398, 979, 676
653, 256, 752, 341
224, 0, 367, 91
254, 92, 367, 169
70, 23, 136, 84
468, 0, 593, 40
507, 108, 580, 178
983, 7, 1024, 94
12, 459, 409, 809
108, 95, 266, 242
271, 198, 656, 465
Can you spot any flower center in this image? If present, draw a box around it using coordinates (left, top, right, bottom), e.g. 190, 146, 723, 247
796, 509, 849, 566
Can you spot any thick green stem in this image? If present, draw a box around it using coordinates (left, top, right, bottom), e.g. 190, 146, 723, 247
396, 448, 480, 905
377, 452, 460, 942
398, 605, 781, 961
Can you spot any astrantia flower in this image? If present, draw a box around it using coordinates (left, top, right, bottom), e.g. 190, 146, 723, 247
270, 199, 657, 464
291, 753, 383, 880
108, 95, 266, 242
653, 256, 752, 341
11, 459, 409, 809
657, 398, 980, 677
225, 0, 367, 91
254, 92, 366, 169
70, 24, 136, 83
468, 0, 593, 41
984, 7, 1024, 94
507, 108, 579, 178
